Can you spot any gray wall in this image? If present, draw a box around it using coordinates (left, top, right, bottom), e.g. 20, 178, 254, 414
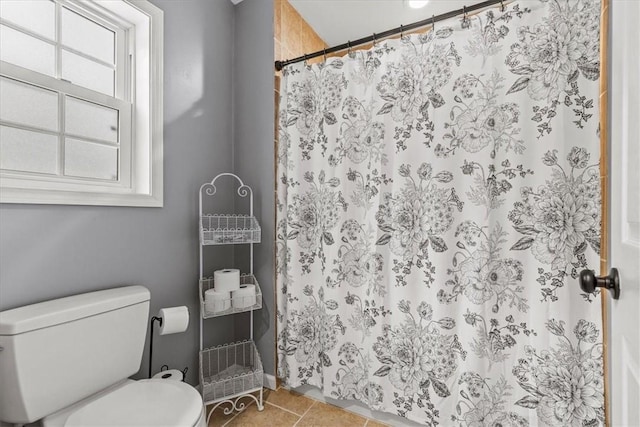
232, 0, 276, 376
0, 0, 240, 385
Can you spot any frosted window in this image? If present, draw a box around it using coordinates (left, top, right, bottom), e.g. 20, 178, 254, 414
0, 0, 55, 40
61, 50, 114, 96
61, 8, 115, 64
0, 126, 58, 174
64, 138, 118, 180
0, 77, 59, 131
0, 25, 55, 76
65, 97, 118, 144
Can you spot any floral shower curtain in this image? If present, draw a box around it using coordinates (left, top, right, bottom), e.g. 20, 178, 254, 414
276, 0, 604, 425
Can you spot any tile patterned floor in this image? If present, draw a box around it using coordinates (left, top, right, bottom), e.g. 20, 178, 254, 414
207, 387, 390, 427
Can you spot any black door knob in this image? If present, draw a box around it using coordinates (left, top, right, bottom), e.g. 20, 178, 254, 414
579, 268, 620, 300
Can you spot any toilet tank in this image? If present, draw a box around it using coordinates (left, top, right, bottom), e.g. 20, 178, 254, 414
0, 286, 150, 424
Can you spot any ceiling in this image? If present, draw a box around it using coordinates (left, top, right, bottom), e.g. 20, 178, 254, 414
288, 0, 474, 46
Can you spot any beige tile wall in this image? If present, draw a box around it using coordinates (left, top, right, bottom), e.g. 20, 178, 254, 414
274, 0, 329, 140
275, 0, 328, 66
274, 0, 329, 184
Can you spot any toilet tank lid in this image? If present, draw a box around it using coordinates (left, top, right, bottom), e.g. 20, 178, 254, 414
0, 286, 150, 336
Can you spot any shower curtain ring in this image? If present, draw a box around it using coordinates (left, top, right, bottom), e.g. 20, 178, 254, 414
432, 15, 436, 31
303, 53, 309, 66
462, 5, 470, 28
372, 33, 377, 47
347, 40, 352, 55
400, 24, 404, 39
323, 48, 327, 62
500, 0, 506, 12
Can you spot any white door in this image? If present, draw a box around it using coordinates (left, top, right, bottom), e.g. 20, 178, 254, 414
609, 1, 640, 425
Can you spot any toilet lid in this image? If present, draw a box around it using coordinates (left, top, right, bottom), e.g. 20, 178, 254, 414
65, 380, 203, 427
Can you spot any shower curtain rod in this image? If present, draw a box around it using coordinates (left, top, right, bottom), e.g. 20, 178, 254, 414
275, 0, 507, 71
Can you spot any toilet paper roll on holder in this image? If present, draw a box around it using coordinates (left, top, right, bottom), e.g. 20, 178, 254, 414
154, 365, 188, 382
148, 306, 189, 378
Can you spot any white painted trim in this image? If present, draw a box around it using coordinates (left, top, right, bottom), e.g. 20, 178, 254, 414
291, 384, 423, 427
229, 0, 244, 5
263, 373, 277, 390
0, 186, 162, 207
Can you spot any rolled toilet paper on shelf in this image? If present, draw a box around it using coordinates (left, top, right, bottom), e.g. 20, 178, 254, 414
214, 269, 240, 292
204, 288, 231, 314
231, 284, 256, 309
158, 306, 189, 335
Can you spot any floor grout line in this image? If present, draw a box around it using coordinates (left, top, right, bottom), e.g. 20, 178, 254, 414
292, 400, 317, 427
264, 400, 307, 418
211, 388, 386, 427
220, 400, 255, 427
284, 387, 379, 422
220, 409, 238, 427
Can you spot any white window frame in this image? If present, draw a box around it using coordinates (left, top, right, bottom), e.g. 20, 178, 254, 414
0, 0, 163, 207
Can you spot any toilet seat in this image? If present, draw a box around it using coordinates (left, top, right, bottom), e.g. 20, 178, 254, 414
62, 380, 204, 427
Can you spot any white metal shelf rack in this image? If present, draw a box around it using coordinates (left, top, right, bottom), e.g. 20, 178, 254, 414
198, 173, 264, 421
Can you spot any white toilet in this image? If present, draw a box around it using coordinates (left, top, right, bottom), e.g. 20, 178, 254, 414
0, 286, 206, 427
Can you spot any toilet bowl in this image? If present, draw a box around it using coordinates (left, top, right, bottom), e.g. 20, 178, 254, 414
43, 379, 206, 427
0, 286, 205, 426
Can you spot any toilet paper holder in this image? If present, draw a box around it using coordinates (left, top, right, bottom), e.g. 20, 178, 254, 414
148, 315, 163, 378
148, 306, 189, 378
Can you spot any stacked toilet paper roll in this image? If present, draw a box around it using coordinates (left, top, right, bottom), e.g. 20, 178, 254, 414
202, 269, 241, 314
232, 284, 256, 309
205, 269, 256, 311
214, 269, 240, 292
204, 288, 231, 314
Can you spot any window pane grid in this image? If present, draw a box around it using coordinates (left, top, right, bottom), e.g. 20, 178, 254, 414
0, 19, 56, 45
63, 137, 118, 181
0, 0, 55, 40
58, 45, 116, 70
0, 76, 59, 132
65, 96, 119, 145
0, 24, 56, 77
1, 0, 123, 183
0, 14, 116, 70
0, 82, 119, 146
0, 121, 60, 140
0, 125, 59, 176
0, 92, 120, 183
0, 129, 120, 183
0, 1, 119, 96
61, 6, 115, 64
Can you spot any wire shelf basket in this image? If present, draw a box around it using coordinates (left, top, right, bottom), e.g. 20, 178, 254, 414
200, 215, 261, 245
199, 274, 262, 318
200, 340, 264, 404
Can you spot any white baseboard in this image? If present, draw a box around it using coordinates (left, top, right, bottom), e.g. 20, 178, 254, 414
263, 373, 277, 390
291, 384, 423, 427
